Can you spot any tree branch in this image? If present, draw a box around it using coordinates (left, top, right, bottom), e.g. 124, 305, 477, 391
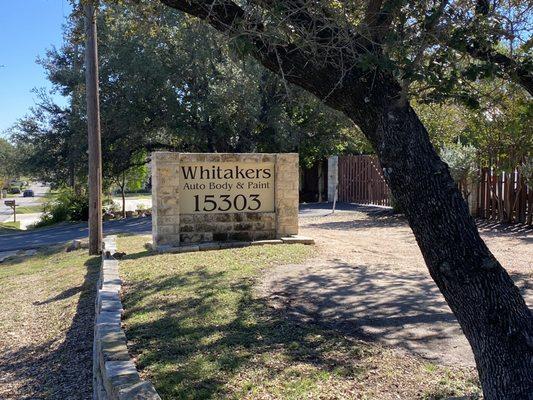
437, 31, 533, 96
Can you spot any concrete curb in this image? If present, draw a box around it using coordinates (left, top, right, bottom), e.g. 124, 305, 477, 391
93, 236, 161, 400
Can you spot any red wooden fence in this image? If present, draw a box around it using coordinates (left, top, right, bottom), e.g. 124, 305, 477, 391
338, 155, 391, 206
476, 167, 532, 225
337, 155, 531, 225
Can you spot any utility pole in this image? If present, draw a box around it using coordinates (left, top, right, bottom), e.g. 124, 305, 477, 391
84, 0, 103, 254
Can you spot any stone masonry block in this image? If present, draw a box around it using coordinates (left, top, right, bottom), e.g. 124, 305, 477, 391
251, 239, 283, 246
99, 331, 130, 363
281, 235, 315, 245
205, 154, 221, 162
261, 154, 275, 162
100, 299, 123, 314
104, 361, 141, 396
153, 152, 179, 162
118, 381, 162, 400
199, 242, 221, 251
178, 245, 200, 253
97, 310, 121, 326
252, 230, 276, 241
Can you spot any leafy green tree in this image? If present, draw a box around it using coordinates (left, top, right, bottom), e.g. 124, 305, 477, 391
158, 0, 532, 396
440, 143, 478, 200
0, 138, 16, 189
10, 93, 88, 188
13, 0, 366, 193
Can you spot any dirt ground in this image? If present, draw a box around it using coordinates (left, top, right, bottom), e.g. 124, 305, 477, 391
261, 205, 532, 367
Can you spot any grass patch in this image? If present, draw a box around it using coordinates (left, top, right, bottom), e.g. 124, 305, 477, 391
118, 235, 481, 400
112, 193, 152, 199
13, 205, 44, 214
0, 245, 99, 398
0, 221, 21, 232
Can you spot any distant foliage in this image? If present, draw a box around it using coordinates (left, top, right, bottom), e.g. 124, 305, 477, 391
34, 187, 89, 228
440, 144, 478, 199
519, 158, 533, 186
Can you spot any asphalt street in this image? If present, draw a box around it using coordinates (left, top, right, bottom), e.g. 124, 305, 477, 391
0, 203, 385, 252
0, 217, 152, 252
0, 182, 49, 222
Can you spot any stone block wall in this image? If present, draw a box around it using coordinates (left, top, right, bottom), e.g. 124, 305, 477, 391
93, 236, 161, 400
274, 153, 299, 237
152, 152, 299, 247
179, 212, 276, 243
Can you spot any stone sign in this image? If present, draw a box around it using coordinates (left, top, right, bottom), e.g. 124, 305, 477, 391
151, 152, 299, 248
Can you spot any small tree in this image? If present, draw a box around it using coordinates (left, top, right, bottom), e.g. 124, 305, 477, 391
441, 144, 478, 202
111, 162, 149, 218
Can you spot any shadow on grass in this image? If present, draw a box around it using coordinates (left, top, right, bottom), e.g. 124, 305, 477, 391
0, 256, 100, 399
121, 258, 482, 400
122, 264, 378, 399
0, 244, 67, 269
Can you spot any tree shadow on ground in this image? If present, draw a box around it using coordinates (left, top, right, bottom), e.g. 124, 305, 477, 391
475, 219, 532, 244
0, 256, 99, 399
266, 261, 472, 364
264, 259, 531, 368
122, 265, 382, 400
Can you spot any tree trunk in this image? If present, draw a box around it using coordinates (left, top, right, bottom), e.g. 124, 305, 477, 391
156, 2, 533, 397
345, 78, 532, 398
121, 186, 126, 218
317, 160, 324, 202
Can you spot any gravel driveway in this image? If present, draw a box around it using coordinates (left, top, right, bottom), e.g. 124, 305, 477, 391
261, 205, 532, 366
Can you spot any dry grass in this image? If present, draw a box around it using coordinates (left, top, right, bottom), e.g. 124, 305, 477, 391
118, 235, 481, 400
0, 246, 99, 399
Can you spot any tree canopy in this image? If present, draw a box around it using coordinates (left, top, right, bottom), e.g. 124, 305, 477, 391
157, 0, 532, 397
10, 0, 369, 191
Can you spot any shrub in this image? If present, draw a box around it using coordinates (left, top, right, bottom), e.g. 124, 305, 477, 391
440, 144, 478, 200
34, 187, 89, 228
519, 157, 533, 186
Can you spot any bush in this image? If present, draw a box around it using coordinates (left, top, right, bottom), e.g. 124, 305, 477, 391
34, 187, 89, 228
440, 144, 478, 200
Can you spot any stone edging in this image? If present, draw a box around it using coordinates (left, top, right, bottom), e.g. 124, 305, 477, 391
93, 236, 161, 400
148, 235, 315, 254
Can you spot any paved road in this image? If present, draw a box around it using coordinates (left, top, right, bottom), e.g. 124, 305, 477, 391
0, 217, 151, 252
0, 183, 49, 214
0, 203, 382, 252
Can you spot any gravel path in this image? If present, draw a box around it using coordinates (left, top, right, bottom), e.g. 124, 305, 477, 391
261, 206, 532, 366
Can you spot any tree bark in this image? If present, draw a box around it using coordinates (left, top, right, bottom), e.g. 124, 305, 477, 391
120, 173, 126, 218
353, 78, 532, 398
158, 1, 533, 397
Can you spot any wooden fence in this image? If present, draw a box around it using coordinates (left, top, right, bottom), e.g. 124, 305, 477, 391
476, 167, 532, 225
338, 155, 391, 206
336, 155, 532, 225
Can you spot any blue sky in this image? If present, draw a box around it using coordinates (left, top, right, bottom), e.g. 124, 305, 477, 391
0, 0, 72, 137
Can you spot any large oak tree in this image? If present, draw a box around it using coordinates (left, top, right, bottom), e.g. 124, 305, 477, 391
157, 0, 532, 398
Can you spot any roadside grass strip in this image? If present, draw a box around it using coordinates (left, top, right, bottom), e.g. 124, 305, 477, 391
0, 245, 98, 399
118, 235, 481, 400
0, 221, 21, 232
12, 205, 45, 214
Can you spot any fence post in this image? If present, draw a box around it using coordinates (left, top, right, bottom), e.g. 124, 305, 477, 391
327, 156, 339, 202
